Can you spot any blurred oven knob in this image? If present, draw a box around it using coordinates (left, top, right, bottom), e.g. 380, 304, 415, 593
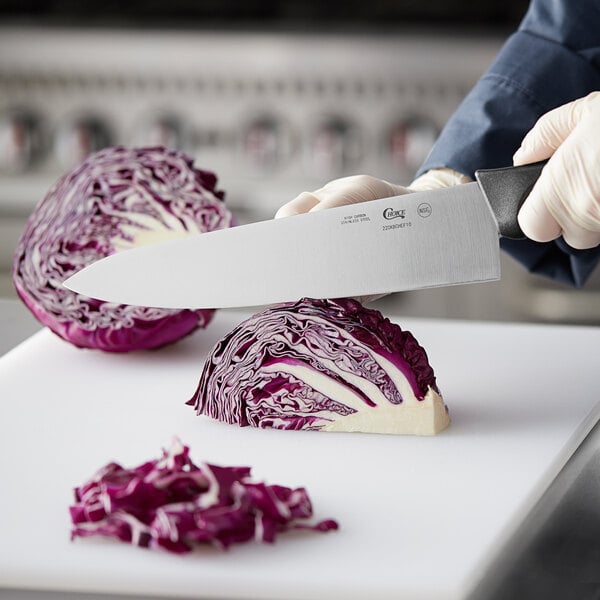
0, 110, 43, 173
388, 117, 438, 174
310, 117, 361, 175
55, 116, 112, 169
133, 115, 182, 150
241, 115, 292, 171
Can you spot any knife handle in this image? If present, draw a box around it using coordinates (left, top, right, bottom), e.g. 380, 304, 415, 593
475, 160, 548, 239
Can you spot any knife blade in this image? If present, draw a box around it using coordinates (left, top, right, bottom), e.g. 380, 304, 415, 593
63, 161, 546, 309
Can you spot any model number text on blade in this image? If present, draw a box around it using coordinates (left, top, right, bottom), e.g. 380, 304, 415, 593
382, 221, 413, 231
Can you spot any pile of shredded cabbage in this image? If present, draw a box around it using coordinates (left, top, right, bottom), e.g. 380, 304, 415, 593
70, 438, 338, 553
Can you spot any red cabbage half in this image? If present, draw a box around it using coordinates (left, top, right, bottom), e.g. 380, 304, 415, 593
12, 146, 234, 352
70, 438, 338, 553
189, 298, 450, 435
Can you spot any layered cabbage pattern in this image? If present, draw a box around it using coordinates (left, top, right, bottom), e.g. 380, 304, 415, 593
13, 146, 233, 351
190, 298, 449, 434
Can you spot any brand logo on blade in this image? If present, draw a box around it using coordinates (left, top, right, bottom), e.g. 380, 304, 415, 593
383, 208, 406, 220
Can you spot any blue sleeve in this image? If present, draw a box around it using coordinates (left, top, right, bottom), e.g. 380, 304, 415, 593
418, 0, 600, 287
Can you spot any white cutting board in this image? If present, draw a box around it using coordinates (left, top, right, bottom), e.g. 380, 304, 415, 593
0, 311, 599, 600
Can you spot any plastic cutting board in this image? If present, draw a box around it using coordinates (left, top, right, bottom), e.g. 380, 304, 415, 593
0, 311, 599, 600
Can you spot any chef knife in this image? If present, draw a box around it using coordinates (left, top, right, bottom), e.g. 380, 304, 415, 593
63, 161, 547, 309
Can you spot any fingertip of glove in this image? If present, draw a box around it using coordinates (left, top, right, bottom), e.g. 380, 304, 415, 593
512, 146, 526, 165
518, 201, 561, 243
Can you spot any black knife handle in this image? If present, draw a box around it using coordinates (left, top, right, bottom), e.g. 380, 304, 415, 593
474, 160, 548, 239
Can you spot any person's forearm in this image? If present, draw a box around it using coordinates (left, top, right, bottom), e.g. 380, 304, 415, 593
415, 0, 600, 285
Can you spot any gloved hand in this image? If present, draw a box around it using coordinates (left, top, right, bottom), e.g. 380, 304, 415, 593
513, 91, 600, 250
275, 169, 470, 218
275, 175, 411, 218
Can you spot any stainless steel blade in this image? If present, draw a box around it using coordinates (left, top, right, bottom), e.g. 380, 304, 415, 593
63, 182, 500, 309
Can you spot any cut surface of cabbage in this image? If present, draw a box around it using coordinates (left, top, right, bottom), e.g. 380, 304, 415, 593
12, 146, 234, 352
190, 298, 450, 435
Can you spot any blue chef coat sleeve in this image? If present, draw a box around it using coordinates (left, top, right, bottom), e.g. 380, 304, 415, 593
417, 0, 600, 287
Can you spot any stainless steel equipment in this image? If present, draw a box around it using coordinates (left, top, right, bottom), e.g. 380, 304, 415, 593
1, 26, 599, 322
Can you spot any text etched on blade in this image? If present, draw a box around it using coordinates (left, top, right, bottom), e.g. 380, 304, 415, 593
340, 213, 372, 225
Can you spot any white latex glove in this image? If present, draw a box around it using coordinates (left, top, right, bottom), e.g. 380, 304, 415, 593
513, 91, 600, 250
275, 175, 412, 218
409, 167, 472, 191
275, 169, 470, 219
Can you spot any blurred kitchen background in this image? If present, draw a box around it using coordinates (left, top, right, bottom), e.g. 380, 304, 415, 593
1, 0, 599, 324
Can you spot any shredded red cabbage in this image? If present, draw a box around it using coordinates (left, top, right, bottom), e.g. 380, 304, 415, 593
189, 297, 445, 433
70, 439, 338, 553
13, 146, 234, 352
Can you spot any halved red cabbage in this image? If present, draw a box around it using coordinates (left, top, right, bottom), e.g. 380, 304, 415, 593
12, 146, 233, 352
70, 438, 338, 553
189, 298, 450, 435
